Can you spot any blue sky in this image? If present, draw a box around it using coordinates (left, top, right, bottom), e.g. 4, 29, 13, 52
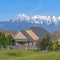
0, 0, 60, 21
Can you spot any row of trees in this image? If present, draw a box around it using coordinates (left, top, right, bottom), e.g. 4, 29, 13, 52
0, 32, 15, 49
36, 35, 59, 51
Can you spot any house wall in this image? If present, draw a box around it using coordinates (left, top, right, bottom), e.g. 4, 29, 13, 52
15, 41, 37, 50
16, 42, 26, 46
16, 42, 36, 46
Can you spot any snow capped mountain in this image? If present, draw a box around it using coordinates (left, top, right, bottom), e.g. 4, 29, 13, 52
0, 14, 60, 32
10, 14, 60, 25
11, 14, 30, 22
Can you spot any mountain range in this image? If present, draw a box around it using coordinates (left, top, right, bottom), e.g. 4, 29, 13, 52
0, 14, 60, 32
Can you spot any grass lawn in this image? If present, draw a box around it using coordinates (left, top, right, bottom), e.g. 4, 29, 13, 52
0, 50, 60, 60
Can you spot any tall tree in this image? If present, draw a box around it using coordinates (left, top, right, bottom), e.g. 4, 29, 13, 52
36, 38, 42, 51
5, 34, 15, 46
0, 32, 6, 49
36, 35, 52, 51
0, 32, 15, 49
5, 34, 15, 50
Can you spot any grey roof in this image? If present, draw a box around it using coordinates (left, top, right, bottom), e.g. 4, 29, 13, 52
15, 27, 49, 42
21, 31, 34, 42
30, 27, 49, 39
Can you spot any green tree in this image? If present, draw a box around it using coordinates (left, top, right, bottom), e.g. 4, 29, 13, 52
0, 32, 15, 49
36, 35, 52, 51
5, 34, 15, 49
36, 38, 42, 51
0, 32, 6, 49
0, 32, 3, 46
6, 34, 15, 46
42, 35, 52, 50
52, 40, 58, 51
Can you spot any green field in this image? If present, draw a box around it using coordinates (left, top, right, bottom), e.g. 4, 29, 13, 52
0, 50, 60, 60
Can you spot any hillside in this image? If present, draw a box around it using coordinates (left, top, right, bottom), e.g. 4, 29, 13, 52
0, 30, 17, 37
51, 31, 60, 40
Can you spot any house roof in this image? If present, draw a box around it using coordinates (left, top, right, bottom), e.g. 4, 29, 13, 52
14, 27, 49, 42
14, 31, 27, 39
21, 31, 34, 42
26, 29, 39, 41
14, 31, 34, 42
30, 27, 49, 39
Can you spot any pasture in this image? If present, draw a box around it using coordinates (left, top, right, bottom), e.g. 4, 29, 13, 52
0, 50, 60, 60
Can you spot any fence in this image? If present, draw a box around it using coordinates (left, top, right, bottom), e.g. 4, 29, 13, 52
9, 45, 38, 50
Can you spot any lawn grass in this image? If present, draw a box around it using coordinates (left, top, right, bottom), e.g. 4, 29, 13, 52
0, 50, 60, 60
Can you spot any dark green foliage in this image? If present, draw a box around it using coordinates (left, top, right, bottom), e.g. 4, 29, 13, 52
5, 34, 15, 46
0, 32, 6, 46
0, 32, 15, 49
36, 39, 42, 51
36, 35, 52, 51
41, 35, 52, 50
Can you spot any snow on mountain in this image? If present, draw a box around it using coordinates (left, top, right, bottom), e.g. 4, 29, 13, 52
10, 14, 60, 25
0, 14, 60, 32
11, 14, 30, 22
